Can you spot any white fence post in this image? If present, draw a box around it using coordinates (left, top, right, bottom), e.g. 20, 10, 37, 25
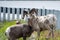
42, 9, 45, 16
53, 10, 55, 14
47, 10, 50, 14
12, 8, 15, 20
0, 7, 1, 21
17, 8, 19, 20
3, 7, 6, 21
48, 10, 51, 14
8, 8, 10, 21
51, 10, 54, 14
21, 8, 24, 19
38, 9, 41, 16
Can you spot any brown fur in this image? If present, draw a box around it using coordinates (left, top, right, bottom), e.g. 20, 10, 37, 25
5, 24, 34, 40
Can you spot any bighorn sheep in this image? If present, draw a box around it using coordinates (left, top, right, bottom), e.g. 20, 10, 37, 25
27, 14, 57, 40
5, 23, 34, 40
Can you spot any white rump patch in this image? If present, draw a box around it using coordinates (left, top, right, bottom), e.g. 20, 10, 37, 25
6, 27, 11, 38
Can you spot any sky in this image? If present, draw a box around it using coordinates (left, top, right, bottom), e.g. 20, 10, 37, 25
0, 1, 60, 10
0, 0, 60, 1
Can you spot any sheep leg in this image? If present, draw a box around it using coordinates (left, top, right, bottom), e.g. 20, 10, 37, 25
23, 33, 26, 40
47, 26, 54, 38
47, 31, 51, 38
23, 36, 26, 40
45, 25, 51, 39
52, 30, 54, 38
11, 38, 17, 40
51, 26, 54, 38
50, 25, 54, 38
8, 38, 10, 40
9, 37, 17, 40
37, 31, 40, 40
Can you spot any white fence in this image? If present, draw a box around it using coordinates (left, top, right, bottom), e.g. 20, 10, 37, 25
0, 7, 60, 29
0, 7, 24, 21
0, 7, 59, 21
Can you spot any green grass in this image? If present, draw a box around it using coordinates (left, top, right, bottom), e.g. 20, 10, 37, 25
0, 20, 60, 40
0, 20, 26, 40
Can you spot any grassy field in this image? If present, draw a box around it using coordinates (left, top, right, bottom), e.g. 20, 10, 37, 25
0, 20, 60, 40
